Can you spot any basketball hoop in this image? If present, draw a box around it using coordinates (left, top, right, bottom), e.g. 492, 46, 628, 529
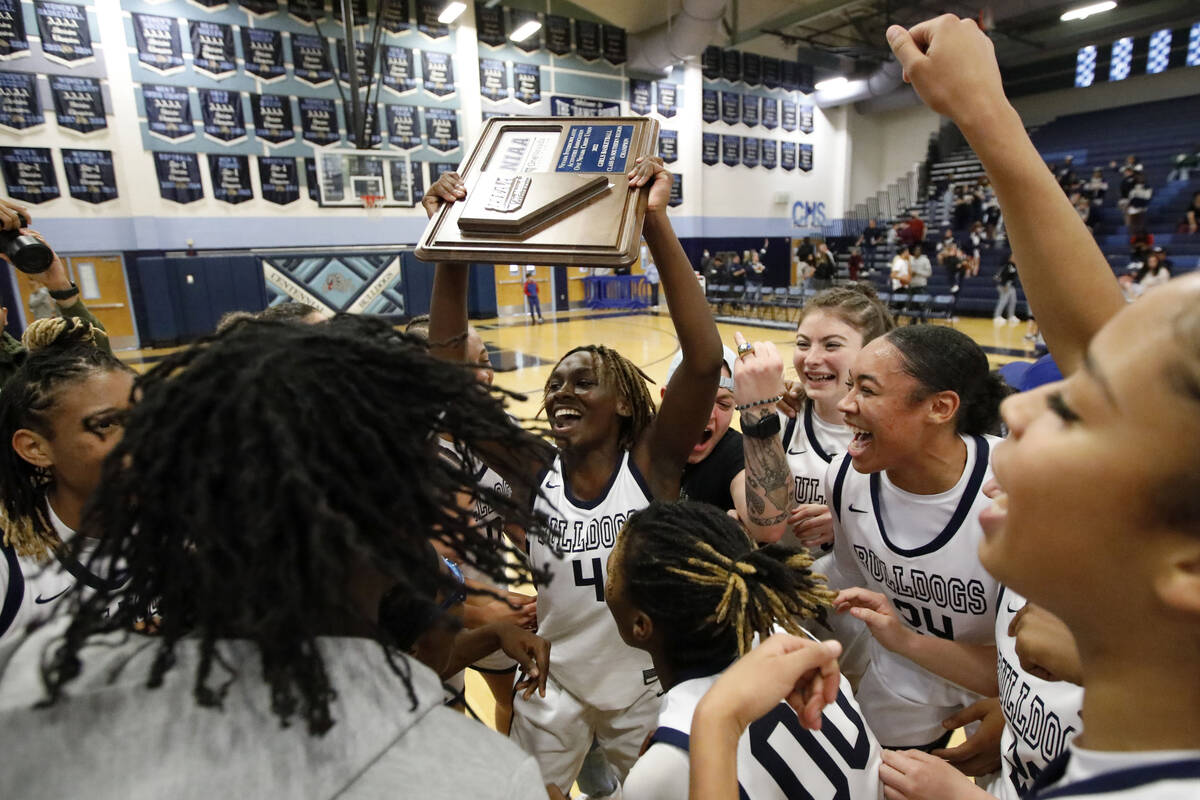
362, 194, 384, 221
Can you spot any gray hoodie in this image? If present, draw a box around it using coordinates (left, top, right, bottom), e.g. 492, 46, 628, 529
0, 620, 546, 799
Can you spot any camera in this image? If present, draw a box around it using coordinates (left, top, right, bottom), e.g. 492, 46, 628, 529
0, 213, 54, 274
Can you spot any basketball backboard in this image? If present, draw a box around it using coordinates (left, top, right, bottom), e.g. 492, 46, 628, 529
314, 149, 414, 208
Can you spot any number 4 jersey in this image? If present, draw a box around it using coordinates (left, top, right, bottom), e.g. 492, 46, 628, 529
529, 451, 658, 709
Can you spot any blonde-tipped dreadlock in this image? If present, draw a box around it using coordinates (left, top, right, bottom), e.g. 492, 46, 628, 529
22, 316, 104, 353
543, 345, 657, 449
617, 501, 837, 666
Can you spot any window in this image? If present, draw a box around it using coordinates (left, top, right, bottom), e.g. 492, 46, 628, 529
1075, 45, 1097, 87
1147, 29, 1172, 74
1109, 37, 1133, 81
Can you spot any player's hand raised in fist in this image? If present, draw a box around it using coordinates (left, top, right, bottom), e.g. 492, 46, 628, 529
626, 156, 672, 213
731, 331, 785, 411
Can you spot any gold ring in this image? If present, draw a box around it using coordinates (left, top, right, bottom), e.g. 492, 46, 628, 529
737, 343, 755, 358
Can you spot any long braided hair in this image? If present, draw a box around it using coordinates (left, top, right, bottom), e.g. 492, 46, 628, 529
543, 345, 657, 450
40, 316, 552, 735
617, 501, 836, 666
0, 320, 131, 559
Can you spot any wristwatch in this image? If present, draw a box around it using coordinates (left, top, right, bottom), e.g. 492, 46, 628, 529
740, 412, 782, 439
48, 282, 80, 301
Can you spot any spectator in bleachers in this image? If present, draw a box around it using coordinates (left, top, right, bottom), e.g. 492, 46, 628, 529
889, 245, 911, 292
1084, 167, 1108, 206
1111, 153, 1143, 174
745, 248, 766, 303
811, 241, 836, 291
938, 239, 966, 293
1167, 143, 1200, 183
993, 255, 1019, 326
1056, 154, 1076, 188
1117, 270, 1142, 302
706, 254, 726, 284
847, 246, 864, 282
952, 184, 972, 229
1180, 191, 1200, 235
794, 236, 815, 271
1153, 245, 1175, 273
907, 244, 931, 318
1124, 171, 1153, 235
936, 227, 956, 254
899, 209, 925, 248
1116, 165, 1138, 213
728, 253, 746, 288
1136, 252, 1171, 291
886, 220, 902, 250
1075, 196, 1096, 233
855, 219, 882, 272
980, 179, 1001, 240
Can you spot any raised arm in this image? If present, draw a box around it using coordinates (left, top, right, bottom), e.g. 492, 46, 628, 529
730, 332, 792, 543
630, 158, 724, 498
886, 15, 1124, 375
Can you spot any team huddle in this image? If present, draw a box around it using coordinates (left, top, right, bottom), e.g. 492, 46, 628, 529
0, 14, 1197, 800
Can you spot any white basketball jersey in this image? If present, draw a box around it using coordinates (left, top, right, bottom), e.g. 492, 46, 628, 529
992, 587, 1083, 800
781, 402, 853, 508
640, 667, 883, 800
438, 437, 514, 582
1024, 749, 1200, 800
529, 451, 658, 710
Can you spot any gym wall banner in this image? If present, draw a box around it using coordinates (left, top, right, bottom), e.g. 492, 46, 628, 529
292, 33, 333, 87
333, 0, 367, 26
721, 48, 739, 83
742, 136, 759, 168
602, 25, 626, 65
720, 91, 738, 126
545, 15, 570, 55
629, 78, 651, 115
337, 40, 374, 86
289, 0, 323, 23
300, 96, 339, 146
781, 100, 797, 132
421, 50, 455, 97
799, 143, 813, 172
190, 19, 236, 79
380, 0, 409, 33
741, 95, 758, 127
241, 28, 285, 82
251, 93, 294, 145
0, 146, 58, 202
153, 151, 203, 204
513, 62, 540, 105
305, 157, 319, 200
0, 0, 30, 60
761, 138, 777, 170
208, 153, 253, 204
721, 134, 739, 167
701, 89, 717, 123
199, 88, 247, 144
476, 3, 505, 47
701, 132, 718, 166
0, 71, 43, 132
431, 162, 457, 181
61, 147, 117, 203
701, 46, 719, 80
781, 140, 796, 171
258, 155, 299, 205
479, 57, 507, 102
383, 45, 417, 94
425, 106, 458, 152
575, 20, 600, 62
800, 105, 814, 134
550, 95, 619, 117
416, 0, 448, 39
132, 13, 183, 75
385, 103, 420, 149
192, 0, 230, 11
742, 53, 761, 86
358, 102, 382, 147
144, 83, 194, 141
35, 1, 94, 66
240, 0, 278, 18
50, 74, 106, 134
669, 173, 682, 207
761, 97, 778, 130
656, 82, 677, 118
657, 129, 677, 163
763, 57, 780, 89
395, 159, 423, 202
510, 8, 539, 53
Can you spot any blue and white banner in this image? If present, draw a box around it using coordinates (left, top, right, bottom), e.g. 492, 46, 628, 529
379, 0, 409, 33
300, 96, 338, 145
799, 142, 812, 172
0, 146, 57, 202
701, 89, 717, 123
50, 74, 105, 134
385, 103, 419, 149
238, 0, 278, 17
657, 129, 677, 163
144, 83, 194, 141
478, 57, 506, 102
575, 20, 600, 61
133, 13, 183, 75
425, 106, 458, 151
701, 132, 718, 165
354, 102, 381, 147
721, 134, 739, 166
720, 91, 738, 125
781, 140, 796, 171
382, 45, 416, 94
763, 56, 780, 88
416, 0, 447, 38
761, 97, 777, 130
742, 94, 758, 127
199, 87, 246, 143
781, 99, 797, 132
430, 162, 457, 181
550, 95, 619, 117
761, 138, 776, 169
513, 62, 540, 104
241, 27, 284, 82
393, 158, 422, 204
656, 82, 677, 118
192, 0, 229, 9
154, 151, 203, 203
305, 156, 319, 200
35, 1, 93, 66
421, 50, 454, 97
742, 135, 758, 167
332, 0, 367, 26
337, 40, 373, 85
190, 20, 236, 79
629, 77, 651, 115
0, 71, 43, 131
800, 105, 814, 134
251, 93, 293, 144
291, 32, 333, 86
602, 24, 625, 64
721, 49, 739, 83
781, 60, 798, 90
742, 52, 761, 86
61, 147, 116, 203
669, 173, 682, 207
288, 0, 323, 23
510, 8, 539, 52
701, 45, 720, 80
0, 0, 29, 60
208, 153, 253, 203
476, 3, 505, 47
545, 14, 570, 55
258, 155, 298, 204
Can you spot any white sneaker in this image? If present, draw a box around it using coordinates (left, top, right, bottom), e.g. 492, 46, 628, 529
993, 316, 1004, 326
1007, 316, 1019, 326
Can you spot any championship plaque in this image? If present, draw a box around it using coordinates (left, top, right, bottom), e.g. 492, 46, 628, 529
415, 116, 659, 267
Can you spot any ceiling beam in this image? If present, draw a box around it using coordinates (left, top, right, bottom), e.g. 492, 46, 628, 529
731, 0, 874, 45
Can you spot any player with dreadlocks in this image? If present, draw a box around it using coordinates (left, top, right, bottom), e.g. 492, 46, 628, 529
604, 500, 882, 800
0, 317, 132, 646
423, 157, 724, 795
0, 318, 562, 799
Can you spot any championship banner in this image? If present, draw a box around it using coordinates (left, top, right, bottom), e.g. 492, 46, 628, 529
0, 146, 58, 202
668, 172, 681, 207
251, 93, 294, 144
721, 134, 739, 167
545, 14, 570, 55
800, 104, 814, 134
430, 162, 457, 181
0, 0, 29, 60
304, 156, 319, 200
761, 138, 776, 170
720, 91, 738, 126
382, 45, 416, 94
258, 155, 298, 204
799, 142, 813, 172
144, 83, 194, 141
425, 106, 458, 151
153, 151, 203, 203
780, 140, 796, 171
475, 2, 504, 47
510, 9, 539, 52
200, 88, 246, 143
781, 60, 798, 91
761, 97, 778, 130
191, 0, 229, 10
513, 62, 540, 105
416, 0, 447, 38
656, 82, 677, 118
781, 99, 797, 131
741, 94, 758, 127
241, 28, 284, 82
332, 0, 367, 25
50, 74, 105, 134
337, 40, 374, 86
550, 95, 619, 117
602, 25, 626, 65
379, 0, 409, 33
208, 153, 253, 203
629, 78, 650, 115
133, 13, 184, 75
421, 50, 454, 97
742, 53, 761, 86
721, 49, 739, 83
574, 20, 599, 61
701, 88, 717, 123
763, 56, 780, 89
238, 0, 278, 17
190, 20, 236, 79
35, 1, 93, 65
478, 57, 506, 102
288, 0, 324, 23
0, 71, 43, 132
291, 32, 333, 86
393, 158, 422, 203
385, 103, 419, 148
742, 135, 758, 167
61, 148, 116, 203
701, 46, 720, 80
657, 129, 676, 163
358, 102, 381, 147
701, 132, 718, 165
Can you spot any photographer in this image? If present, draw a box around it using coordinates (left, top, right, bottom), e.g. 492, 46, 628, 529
0, 199, 110, 385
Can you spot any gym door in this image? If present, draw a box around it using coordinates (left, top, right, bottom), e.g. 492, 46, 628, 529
15, 254, 139, 350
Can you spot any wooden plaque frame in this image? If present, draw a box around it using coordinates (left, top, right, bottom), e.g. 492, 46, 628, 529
415, 116, 660, 267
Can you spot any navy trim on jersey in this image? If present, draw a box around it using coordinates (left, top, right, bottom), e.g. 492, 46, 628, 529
627, 454, 655, 503
649, 726, 691, 752
469, 663, 519, 675
831, 453, 853, 522
55, 550, 124, 592
803, 402, 834, 463
781, 414, 798, 453
1027, 753, 1200, 799
0, 542, 25, 637
561, 452, 631, 510
869, 435, 990, 558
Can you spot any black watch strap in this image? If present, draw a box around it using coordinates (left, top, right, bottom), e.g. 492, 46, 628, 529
741, 412, 782, 439
48, 282, 79, 301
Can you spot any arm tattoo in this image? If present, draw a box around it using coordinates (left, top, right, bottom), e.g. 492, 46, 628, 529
742, 412, 795, 527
